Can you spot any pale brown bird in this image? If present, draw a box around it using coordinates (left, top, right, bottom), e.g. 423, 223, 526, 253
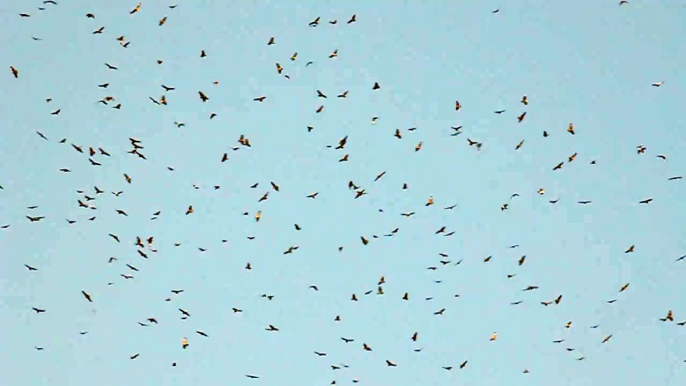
159, 16, 167, 26
660, 310, 674, 322
567, 123, 575, 135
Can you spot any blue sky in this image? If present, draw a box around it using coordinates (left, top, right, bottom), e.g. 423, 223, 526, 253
1, 1, 686, 385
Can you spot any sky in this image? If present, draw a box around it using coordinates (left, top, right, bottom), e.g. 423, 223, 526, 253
1, 0, 686, 385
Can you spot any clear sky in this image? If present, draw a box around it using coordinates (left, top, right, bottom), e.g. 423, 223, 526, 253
1, 1, 685, 385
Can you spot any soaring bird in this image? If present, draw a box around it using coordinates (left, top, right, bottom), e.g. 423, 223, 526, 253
130, 2, 142, 14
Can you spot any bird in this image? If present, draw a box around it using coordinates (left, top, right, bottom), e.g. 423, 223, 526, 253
130, 2, 142, 15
